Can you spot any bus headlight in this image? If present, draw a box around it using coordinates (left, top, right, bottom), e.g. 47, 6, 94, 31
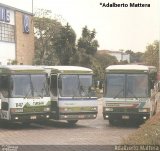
10, 108, 23, 113
44, 107, 50, 112
91, 107, 97, 111
139, 108, 148, 112
105, 108, 113, 111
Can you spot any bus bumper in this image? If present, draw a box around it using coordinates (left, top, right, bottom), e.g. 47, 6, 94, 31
10, 112, 51, 122
103, 112, 150, 121
58, 112, 98, 120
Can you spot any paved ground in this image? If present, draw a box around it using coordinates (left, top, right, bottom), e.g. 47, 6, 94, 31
1, 97, 159, 151
0, 100, 137, 146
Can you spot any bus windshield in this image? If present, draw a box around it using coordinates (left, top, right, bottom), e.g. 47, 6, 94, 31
59, 75, 95, 97
10, 74, 49, 98
105, 74, 148, 98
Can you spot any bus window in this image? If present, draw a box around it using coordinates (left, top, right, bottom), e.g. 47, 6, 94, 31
31, 74, 49, 97
50, 75, 57, 96
105, 74, 125, 98
126, 74, 148, 98
0, 76, 9, 98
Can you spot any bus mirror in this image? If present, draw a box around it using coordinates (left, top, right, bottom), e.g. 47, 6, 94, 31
96, 81, 103, 89
150, 81, 155, 89
99, 81, 103, 89
95, 81, 103, 89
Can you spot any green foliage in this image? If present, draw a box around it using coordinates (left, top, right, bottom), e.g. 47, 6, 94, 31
125, 50, 144, 64
33, 9, 77, 65
33, 9, 62, 65
53, 23, 76, 65
92, 53, 118, 80
33, 10, 119, 80
144, 40, 159, 68
70, 26, 100, 72
77, 26, 99, 55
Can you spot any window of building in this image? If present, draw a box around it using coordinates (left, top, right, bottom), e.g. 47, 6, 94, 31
0, 22, 15, 42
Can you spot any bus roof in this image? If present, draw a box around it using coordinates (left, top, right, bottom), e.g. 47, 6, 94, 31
0, 65, 46, 74
106, 65, 157, 73
41, 66, 93, 74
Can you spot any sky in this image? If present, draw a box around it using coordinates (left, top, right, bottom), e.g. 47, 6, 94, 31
0, 0, 159, 52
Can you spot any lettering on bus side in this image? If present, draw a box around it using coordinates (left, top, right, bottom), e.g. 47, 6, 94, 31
16, 103, 23, 107
33, 101, 44, 106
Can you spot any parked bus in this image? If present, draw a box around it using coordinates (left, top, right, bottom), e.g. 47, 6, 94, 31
102, 65, 157, 125
43, 66, 98, 124
0, 65, 50, 123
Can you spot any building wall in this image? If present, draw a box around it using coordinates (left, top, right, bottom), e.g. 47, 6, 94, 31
98, 50, 130, 63
108, 52, 130, 63
0, 42, 15, 65
0, 7, 16, 65
15, 11, 34, 65
0, 4, 35, 65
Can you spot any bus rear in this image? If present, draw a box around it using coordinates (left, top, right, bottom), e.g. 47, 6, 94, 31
103, 65, 157, 124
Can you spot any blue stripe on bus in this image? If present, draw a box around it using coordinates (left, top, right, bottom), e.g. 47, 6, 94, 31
59, 98, 97, 101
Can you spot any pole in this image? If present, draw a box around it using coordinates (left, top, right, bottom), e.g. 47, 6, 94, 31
32, 0, 33, 14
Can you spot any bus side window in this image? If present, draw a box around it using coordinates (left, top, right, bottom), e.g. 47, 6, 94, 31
50, 75, 57, 97
0, 76, 9, 98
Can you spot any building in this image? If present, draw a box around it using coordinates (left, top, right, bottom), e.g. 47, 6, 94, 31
98, 50, 130, 63
0, 3, 34, 65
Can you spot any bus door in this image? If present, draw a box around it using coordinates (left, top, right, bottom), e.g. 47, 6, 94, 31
0, 75, 10, 120
50, 74, 58, 119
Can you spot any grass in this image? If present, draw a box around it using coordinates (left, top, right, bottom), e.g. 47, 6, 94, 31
122, 112, 160, 145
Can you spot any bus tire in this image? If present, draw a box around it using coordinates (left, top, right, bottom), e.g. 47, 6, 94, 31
67, 120, 78, 125
22, 122, 31, 126
109, 119, 115, 125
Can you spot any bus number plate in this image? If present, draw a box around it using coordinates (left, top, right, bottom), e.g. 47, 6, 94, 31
30, 116, 37, 120
122, 115, 129, 119
79, 115, 85, 118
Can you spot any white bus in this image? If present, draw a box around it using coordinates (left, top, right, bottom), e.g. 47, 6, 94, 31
0, 65, 51, 123
43, 66, 98, 124
102, 65, 157, 125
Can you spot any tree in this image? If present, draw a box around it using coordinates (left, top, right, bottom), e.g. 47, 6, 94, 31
77, 26, 99, 55
70, 26, 99, 67
53, 23, 76, 65
143, 40, 159, 68
33, 9, 63, 65
92, 53, 118, 80
125, 50, 144, 64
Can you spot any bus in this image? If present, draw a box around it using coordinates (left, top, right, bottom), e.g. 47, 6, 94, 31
0, 65, 51, 123
102, 65, 157, 125
43, 66, 98, 124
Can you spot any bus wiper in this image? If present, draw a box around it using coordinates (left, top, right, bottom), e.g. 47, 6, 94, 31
113, 88, 124, 99
72, 87, 76, 99
24, 76, 33, 98
80, 85, 91, 98
127, 89, 138, 100
79, 85, 85, 97
24, 88, 31, 98
40, 88, 45, 98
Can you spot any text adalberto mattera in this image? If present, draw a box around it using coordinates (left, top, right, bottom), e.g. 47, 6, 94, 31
101, 3, 150, 7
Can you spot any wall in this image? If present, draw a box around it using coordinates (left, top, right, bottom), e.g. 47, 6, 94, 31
0, 7, 15, 65
15, 11, 34, 65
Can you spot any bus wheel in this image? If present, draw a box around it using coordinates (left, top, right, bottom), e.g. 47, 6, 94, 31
109, 119, 115, 125
22, 122, 31, 126
67, 120, 78, 125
